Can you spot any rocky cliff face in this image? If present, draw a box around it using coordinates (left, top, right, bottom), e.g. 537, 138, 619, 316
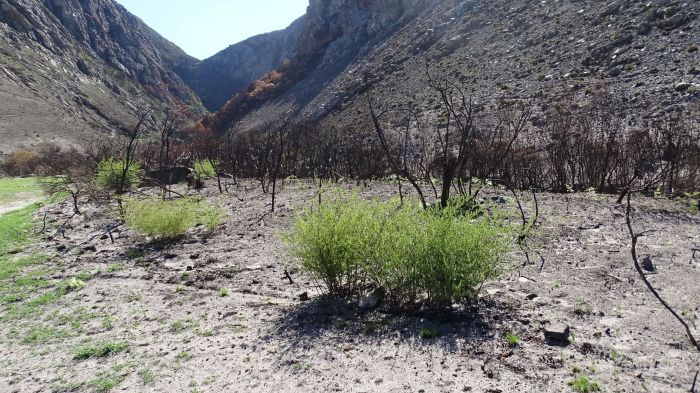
0, 0, 202, 153
198, 0, 431, 131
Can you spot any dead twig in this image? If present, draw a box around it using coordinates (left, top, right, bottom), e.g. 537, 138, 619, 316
625, 192, 700, 352
36, 211, 48, 235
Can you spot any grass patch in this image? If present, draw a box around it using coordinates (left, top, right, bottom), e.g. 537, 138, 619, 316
568, 375, 601, 392
124, 196, 225, 239
0, 202, 41, 254
89, 373, 126, 393
175, 351, 191, 361
21, 326, 68, 344
73, 342, 128, 360
139, 369, 155, 384
287, 193, 510, 308
170, 319, 198, 334
0, 177, 42, 204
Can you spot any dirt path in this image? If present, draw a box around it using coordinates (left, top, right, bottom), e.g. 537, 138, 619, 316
1, 181, 699, 392
0, 193, 43, 215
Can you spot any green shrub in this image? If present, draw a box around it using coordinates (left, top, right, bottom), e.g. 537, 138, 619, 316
287, 192, 510, 308
95, 158, 142, 192
287, 194, 384, 294
193, 160, 217, 181
124, 197, 224, 239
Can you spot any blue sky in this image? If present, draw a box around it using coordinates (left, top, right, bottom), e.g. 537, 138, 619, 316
115, 0, 309, 60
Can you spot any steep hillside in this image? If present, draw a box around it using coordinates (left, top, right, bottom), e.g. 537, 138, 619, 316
202, 0, 700, 133
2, 0, 698, 150
0, 0, 203, 153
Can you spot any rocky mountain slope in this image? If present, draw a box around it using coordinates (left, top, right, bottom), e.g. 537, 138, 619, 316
0, 0, 203, 153
1, 0, 698, 150
200, 0, 700, 133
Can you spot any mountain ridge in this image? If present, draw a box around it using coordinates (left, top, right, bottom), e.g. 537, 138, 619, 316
1, 0, 699, 153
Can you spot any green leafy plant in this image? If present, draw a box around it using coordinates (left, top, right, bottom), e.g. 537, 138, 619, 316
568, 375, 601, 392
124, 197, 225, 239
95, 158, 142, 192
680, 191, 700, 214
505, 331, 520, 347
287, 192, 510, 308
62, 277, 86, 293
193, 160, 217, 181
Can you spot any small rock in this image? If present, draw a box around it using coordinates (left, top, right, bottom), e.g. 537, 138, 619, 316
658, 13, 686, 30
359, 288, 385, 310
641, 256, 656, 272
601, 1, 621, 17
163, 253, 177, 260
77, 59, 92, 76
299, 292, 309, 302
491, 195, 506, 204
186, 266, 194, 271
189, 254, 200, 260
638, 21, 652, 36
608, 66, 623, 77
244, 265, 263, 271
526, 293, 538, 300
544, 323, 570, 342
674, 82, 691, 92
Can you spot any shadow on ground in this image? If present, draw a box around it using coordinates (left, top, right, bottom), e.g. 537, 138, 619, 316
267, 294, 517, 357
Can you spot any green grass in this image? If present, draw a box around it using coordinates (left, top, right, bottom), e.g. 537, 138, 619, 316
0, 254, 66, 321
21, 326, 68, 344
0, 177, 42, 204
124, 196, 225, 239
89, 372, 127, 392
0, 202, 42, 254
175, 351, 192, 361
73, 342, 128, 360
568, 375, 601, 392
287, 192, 511, 307
170, 319, 198, 334
139, 369, 155, 384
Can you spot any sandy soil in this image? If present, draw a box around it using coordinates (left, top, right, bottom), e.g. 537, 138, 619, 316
0, 180, 698, 393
